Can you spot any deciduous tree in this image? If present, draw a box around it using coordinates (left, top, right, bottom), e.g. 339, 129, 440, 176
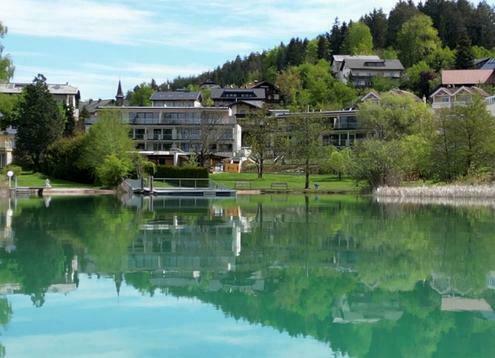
397, 14, 441, 67
342, 22, 374, 55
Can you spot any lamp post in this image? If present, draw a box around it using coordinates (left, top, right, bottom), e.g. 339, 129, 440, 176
6, 170, 14, 189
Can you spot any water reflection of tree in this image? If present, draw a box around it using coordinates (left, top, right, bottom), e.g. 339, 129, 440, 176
2, 195, 495, 357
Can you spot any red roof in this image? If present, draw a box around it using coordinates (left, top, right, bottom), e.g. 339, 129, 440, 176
442, 69, 495, 85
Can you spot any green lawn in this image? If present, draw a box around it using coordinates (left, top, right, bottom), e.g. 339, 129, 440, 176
14, 172, 98, 188
211, 172, 359, 192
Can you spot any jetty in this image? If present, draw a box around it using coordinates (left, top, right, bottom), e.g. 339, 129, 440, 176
122, 177, 236, 197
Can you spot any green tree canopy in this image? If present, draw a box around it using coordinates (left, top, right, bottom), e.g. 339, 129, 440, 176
126, 83, 153, 106
276, 60, 356, 110
357, 93, 432, 141
0, 22, 14, 81
342, 22, 374, 55
455, 33, 475, 69
397, 14, 441, 67
81, 109, 135, 184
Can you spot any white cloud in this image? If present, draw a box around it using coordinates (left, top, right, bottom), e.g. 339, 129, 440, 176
13, 62, 210, 99
2, 0, 400, 50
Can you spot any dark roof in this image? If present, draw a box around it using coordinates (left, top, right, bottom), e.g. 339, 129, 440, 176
250, 81, 278, 90
150, 91, 201, 101
229, 100, 265, 109
474, 58, 495, 70
210, 88, 265, 100
80, 99, 117, 113
343, 58, 404, 71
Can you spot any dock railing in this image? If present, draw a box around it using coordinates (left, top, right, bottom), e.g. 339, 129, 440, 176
146, 177, 224, 190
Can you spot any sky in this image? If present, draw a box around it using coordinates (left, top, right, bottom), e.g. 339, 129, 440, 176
1, 0, 399, 100
1, 275, 334, 357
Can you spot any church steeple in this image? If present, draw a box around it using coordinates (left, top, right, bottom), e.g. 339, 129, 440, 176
115, 80, 124, 106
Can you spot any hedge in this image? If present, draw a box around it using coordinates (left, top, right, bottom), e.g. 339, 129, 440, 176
154, 165, 209, 179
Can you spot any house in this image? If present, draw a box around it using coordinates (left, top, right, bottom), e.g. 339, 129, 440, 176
150, 91, 202, 107
441, 69, 495, 86
211, 88, 266, 107
249, 81, 281, 104
0, 82, 80, 119
200, 80, 220, 89
430, 86, 495, 115
356, 88, 422, 108
79, 99, 117, 118
474, 58, 495, 70
333, 56, 404, 87
331, 55, 380, 74
273, 109, 366, 148
0, 82, 80, 168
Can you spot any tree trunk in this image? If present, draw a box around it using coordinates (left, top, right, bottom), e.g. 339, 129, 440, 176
258, 158, 263, 179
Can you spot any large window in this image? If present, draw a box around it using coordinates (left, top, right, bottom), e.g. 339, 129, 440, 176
133, 128, 145, 140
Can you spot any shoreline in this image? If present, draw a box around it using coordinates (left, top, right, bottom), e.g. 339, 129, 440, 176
374, 185, 495, 199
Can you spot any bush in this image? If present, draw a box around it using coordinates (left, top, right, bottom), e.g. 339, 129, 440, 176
1, 164, 22, 177
349, 139, 404, 188
43, 135, 93, 183
96, 154, 131, 188
154, 165, 208, 179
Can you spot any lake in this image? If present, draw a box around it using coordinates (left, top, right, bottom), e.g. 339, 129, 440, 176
0, 194, 494, 357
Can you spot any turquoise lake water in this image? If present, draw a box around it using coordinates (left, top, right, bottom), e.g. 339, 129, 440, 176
0, 194, 494, 357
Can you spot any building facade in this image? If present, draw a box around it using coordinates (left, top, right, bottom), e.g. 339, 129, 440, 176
92, 106, 241, 163
150, 91, 202, 108
430, 86, 495, 115
333, 56, 404, 87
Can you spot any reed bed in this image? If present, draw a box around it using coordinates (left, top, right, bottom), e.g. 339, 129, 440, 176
375, 196, 495, 209
374, 185, 495, 199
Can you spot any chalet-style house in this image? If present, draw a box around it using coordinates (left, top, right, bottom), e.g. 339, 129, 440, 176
441, 69, 495, 87
210, 88, 266, 107
150, 91, 202, 107
332, 55, 404, 87
430, 86, 495, 115
248, 81, 280, 104
331, 55, 380, 74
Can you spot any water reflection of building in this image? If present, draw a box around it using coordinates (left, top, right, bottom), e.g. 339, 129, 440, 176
0, 198, 15, 253
126, 199, 249, 275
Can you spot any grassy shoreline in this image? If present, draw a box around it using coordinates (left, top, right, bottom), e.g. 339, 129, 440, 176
211, 173, 359, 193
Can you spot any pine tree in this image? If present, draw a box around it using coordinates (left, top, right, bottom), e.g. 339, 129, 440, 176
15, 74, 64, 170
455, 33, 474, 69
329, 18, 344, 55
316, 35, 330, 60
362, 9, 388, 49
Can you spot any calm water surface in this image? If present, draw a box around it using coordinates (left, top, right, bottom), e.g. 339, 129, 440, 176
0, 195, 494, 357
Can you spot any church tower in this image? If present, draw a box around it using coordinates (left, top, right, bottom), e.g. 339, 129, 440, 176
115, 80, 124, 106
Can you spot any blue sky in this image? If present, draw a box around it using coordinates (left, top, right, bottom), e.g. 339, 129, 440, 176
2, 0, 399, 100
1, 275, 333, 357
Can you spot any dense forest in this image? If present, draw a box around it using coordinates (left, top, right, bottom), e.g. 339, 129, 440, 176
164, 0, 495, 90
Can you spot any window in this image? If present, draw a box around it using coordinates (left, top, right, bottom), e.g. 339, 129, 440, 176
130, 112, 159, 124
134, 128, 145, 140
163, 129, 172, 140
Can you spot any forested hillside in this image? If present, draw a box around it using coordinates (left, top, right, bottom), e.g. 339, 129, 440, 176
127, 0, 495, 109
169, 0, 495, 87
